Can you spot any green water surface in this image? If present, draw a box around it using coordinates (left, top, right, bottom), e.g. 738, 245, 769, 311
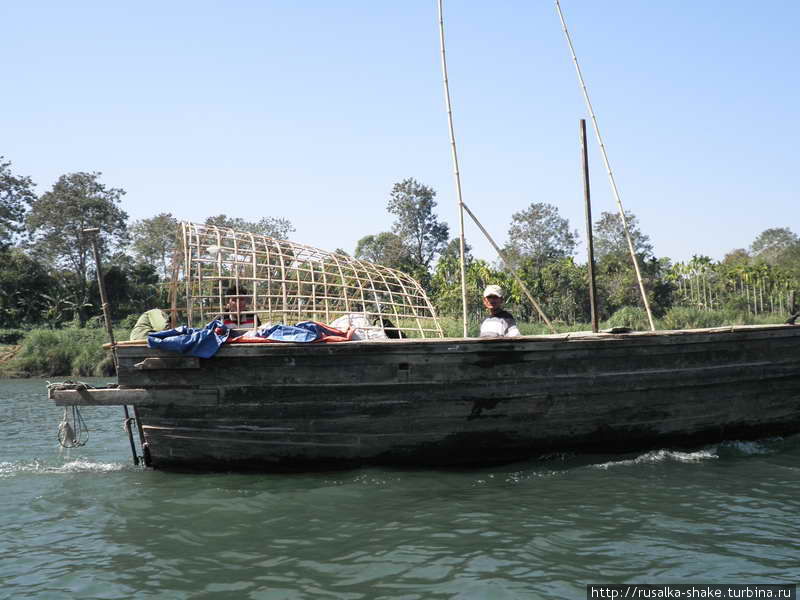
1, 378, 798, 599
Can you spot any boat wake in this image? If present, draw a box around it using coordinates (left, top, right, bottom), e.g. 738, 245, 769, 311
0, 458, 130, 478
591, 437, 792, 470
592, 448, 717, 470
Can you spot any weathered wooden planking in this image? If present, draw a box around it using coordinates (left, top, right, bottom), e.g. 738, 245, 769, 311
50, 387, 219, 407
82, 324, 800, 470
134, 357, 200, 370
108, 324, 800, 356
116, 338, 800, 390
134, 373, 800, 437
131, 366, 800, 469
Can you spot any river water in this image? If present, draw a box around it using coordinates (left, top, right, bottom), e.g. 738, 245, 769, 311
2, 378, 798, 599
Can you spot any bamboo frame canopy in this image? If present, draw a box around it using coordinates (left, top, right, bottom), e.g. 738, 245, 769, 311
171, 223, 444, 338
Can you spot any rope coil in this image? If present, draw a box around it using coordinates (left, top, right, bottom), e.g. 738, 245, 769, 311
49, 380, 95, 448
58, 405, 89, 448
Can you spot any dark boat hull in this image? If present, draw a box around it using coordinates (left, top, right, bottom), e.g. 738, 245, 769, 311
101, 324, 800, 471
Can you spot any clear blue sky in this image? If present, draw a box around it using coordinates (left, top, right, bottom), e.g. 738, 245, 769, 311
3, 1, 798, 264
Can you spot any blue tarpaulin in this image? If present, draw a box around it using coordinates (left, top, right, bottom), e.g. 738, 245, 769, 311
147, 320, 230, 358
255, 321, 343, 343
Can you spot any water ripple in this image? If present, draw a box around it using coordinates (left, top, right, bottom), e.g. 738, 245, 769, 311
3, 380, 800, 597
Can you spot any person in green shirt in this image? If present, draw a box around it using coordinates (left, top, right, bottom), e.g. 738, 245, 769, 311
129, 309, 170, 341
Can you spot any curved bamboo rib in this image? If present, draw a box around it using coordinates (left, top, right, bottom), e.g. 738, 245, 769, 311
176, 223, 442, 338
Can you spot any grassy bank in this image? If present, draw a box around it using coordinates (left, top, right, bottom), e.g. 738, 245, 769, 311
437, 306, 789, 337
1, 307, 791, 378
0, 328, 126, 378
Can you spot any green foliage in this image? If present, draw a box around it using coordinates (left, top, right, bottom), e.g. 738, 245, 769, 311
593, 211, 653, 261
26, 171, 128, 325
505, 202, 577, 268
437, 315, 593, 337
1, 158, 797, 339
0, 247, 57, 327
659, 307, 746, 330
669, 254, 798, 317
130, 212, 179, 278
0, 329, 26, 344
39, 284, 92, 329
722, 248, 750, 265
3, 327, 124, 377
507, 257, 589, 323
87, 260, 163, 321
387, 178, 449, 273
354, 232, 412, 270
431, 255, 496, 321
118, 313, 142, 331
595, 253, 673, 319
0, 157, 36, 248
605, 306, 651, 331
750, 227, 798, 264
436, 316, 477, 338
205, 214, 294, 240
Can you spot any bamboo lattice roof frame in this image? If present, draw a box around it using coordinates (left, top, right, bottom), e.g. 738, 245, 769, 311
170, 223, 443, 338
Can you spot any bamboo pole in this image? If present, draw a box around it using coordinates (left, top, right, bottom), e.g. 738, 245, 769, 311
437, 0, 469, 338
554, 0, 655, 331
459, 203, 556, 333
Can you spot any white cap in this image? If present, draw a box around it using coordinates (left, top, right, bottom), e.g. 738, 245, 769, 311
483, 285, 504, 298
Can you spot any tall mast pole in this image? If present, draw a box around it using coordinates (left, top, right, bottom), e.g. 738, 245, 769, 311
555, 0, 656, 331
438, 0, 469, 337
580, 119, 599, 333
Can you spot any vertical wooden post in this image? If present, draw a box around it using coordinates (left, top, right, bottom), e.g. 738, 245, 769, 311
84, 228, 118, 373
580, 120, 599, 333
85, 227, 141, 466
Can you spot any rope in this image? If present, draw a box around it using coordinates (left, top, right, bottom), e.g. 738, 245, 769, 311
49, 380, 98, 449
47, 380, 92, 392
58, 405, 89, 448
47, 380, 118, 392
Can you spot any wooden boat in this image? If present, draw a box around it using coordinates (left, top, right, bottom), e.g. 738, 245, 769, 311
49, 224, 800, 471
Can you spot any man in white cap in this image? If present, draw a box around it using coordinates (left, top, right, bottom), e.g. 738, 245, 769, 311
479, 285, 521, 338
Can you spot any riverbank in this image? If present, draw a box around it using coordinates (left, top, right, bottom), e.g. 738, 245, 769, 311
1, 307, 790, 378
436, 306, 787, 337
0, 327, 125, 378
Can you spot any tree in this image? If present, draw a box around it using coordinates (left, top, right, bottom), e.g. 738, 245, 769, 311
387, 178, 449, 272
514, 256, 590, 324
26, 172, 128, 325
596, 253, 672, 318
130, 213, 179, 279
722, 248, 751, 266
431, 254, 497, 321
88, 255, 162, 320
593, 211, 653, 260
439, 237, 472, 263
354, 232, 411, 270
750, 227, 799, 265
0, 157, 36, 248
204, 214, 294, 239
505, 202, 577, 268
0, 248, 56, 326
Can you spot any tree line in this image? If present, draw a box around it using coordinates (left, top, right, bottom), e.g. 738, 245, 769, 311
2, 156, 798, 331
